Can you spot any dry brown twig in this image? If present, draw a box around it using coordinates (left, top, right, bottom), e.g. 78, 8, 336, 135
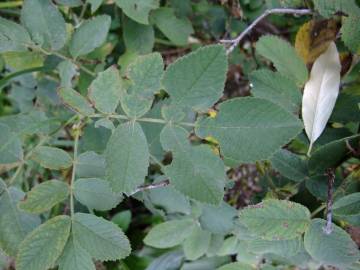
220, 8, 313, 55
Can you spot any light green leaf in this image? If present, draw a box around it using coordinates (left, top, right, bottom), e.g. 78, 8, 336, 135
123, 16, 154, 54
31, 146, 72, 170
57, 60, 78, 88
115, 0, 159, 25
183, 226, 211, 260
74, 178, 122, 211
105, 121, 149, 193
217, 262, 254, 270
161, 125, 226, 204
239, 199, 311, 240
341, 14, 360, 54
0, 17, 31, 52
72, 213, 131, 261
199, 202, 237, 235
76, 151, 105, 178
308, 134, 360, 174
249, 69, 301, 113
19, 180, 69, 214
144, 219, 195, 248
304, 219, 360, 268
16, 216, 71, 270
256, 35, 308, 85
333, 193, 360, 226
313, 0, 360, 17
0, 123, 23, 164
58, 87, 94, 116
88, 0, 103, 13
162, 45, 227, 112
216, 236, 238, 256
0, 181, 40, 257
151, 7, 194, 46
21, 0, 67, 50
58, 235, 95, 270
69, 15, 111, 58
120, 53, 163, 118
247, 237, 302, 257
126, 52, 163, 97
88, 66, 123, 114
111, 210, 132, 232
270, 149, 308, 182
147, 179, 191, 215
195, 98, 303, 165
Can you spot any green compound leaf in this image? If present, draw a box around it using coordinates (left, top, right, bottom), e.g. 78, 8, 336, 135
0, 180, 40, 257
16, 215, 71, 270
183, 226, 211, 261
105, 121, 149, 193
115, 0, 159, 25
21, 0, 67, 50
217, 262, 254, 270
161, 124, 226, 204
144, 219, 196, 248
270, 149, 308, 182
123, 16, 154, 54
69, 15, 111, 58
313, 0, 360, 17
304, 219, 360, 268
58, 235, 95, 270
341, 14, 360, 54
121, 53, 164, 118
162, 45, 227, 112
195, 98, 303, 165
0, 123, 23, 164
249, 69, 302, 113
151, 7, 194, 46
0, 17, 31, 53
88, 66, 123, 114
333, 193, 360, 226
58, 87, 94, 116
72, 213, 131, 261
74, 178, 122, 211
256, 35, 308, 85
19, 180, 69, 214
239, 199, 311, 240
31, 146, 72, 170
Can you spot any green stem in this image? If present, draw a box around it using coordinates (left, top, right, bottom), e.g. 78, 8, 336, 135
70, 122, 81, 217
33, 46, 96, 77
90, 113, 197, 128
0, 67, 46, 89
311, 204, 326, 218
0, 1, 22, 8
79, 2, 88, 21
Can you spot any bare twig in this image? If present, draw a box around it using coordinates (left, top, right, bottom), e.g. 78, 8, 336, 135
220, 8, 313, 54
129, 179, 170, 196
324, 168, 335, 234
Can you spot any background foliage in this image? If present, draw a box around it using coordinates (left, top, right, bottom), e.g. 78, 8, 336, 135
0, 0, 360, 269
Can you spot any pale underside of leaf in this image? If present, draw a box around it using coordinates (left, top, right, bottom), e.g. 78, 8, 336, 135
302, 42, 341, 155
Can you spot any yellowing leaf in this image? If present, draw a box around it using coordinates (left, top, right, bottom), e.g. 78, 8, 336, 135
295, 19, 338, 65
302, 42, 341, 156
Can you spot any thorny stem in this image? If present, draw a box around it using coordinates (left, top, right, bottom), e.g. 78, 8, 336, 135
220, 8, 313, 54
70, 121, 81, 217
324, 168, 335, 234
